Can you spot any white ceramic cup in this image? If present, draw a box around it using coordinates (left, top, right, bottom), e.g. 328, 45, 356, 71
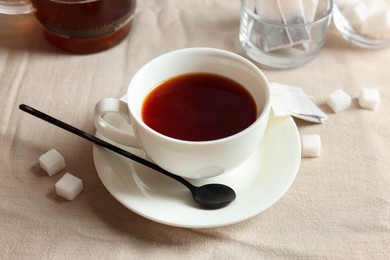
94, 48, 271, 179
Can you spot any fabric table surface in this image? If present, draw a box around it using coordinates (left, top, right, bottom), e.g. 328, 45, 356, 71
1, 0, 389, 259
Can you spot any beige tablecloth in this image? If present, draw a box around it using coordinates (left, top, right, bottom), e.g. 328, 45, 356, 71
1, 0, 389, 259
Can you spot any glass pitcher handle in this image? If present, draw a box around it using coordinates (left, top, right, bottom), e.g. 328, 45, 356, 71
0, 0, 33, 15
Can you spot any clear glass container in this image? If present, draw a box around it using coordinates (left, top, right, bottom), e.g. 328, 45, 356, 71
239, 0, 333, 69
333, 0, 390, 48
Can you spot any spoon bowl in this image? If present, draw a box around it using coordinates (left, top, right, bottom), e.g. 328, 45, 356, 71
193, 184, 237, 209
19, 104, 236, 209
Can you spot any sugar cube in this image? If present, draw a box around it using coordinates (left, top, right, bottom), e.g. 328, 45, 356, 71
326, 89, 352, 113
301, 134, 321, 158
55, 173, 83, 201
335, 0, 360, 11
363, 0, 389, 14
342, 2, 369, 27
361, 9, 390, 38
359, 88, 380, 110
39, 149, 65, 176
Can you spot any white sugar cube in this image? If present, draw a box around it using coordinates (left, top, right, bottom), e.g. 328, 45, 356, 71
326, 89, 352, 113
359, 88, 380, 110
343, 2, 369, 27
301, 134, 321, 158
363, 0, 389, 14
55, 173, 83, 201
335, 0, 360, 11
39, 149, 65, 176
361, 9, 390, 36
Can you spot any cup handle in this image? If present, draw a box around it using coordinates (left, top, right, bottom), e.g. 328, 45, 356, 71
0, 1, 34, 15
94, 98, 141, 148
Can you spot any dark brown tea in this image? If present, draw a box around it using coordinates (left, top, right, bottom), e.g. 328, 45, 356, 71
142, 73, 257, 141
31, 0, 136, 53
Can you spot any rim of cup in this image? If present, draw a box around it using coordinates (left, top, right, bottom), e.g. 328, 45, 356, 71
126, 47, 271, 145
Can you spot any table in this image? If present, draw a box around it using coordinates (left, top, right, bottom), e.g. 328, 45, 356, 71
1, 0, 389, 259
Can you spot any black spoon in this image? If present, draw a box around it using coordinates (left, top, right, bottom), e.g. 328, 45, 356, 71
19, 104, 236, 209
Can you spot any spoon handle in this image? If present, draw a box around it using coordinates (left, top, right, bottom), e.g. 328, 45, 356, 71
18, 104, 193, 189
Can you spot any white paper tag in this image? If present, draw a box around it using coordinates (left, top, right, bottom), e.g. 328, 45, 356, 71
253, 0, 319, 51
277, 0, 311, 44
254, 0, 291, 51
302, 0, 319, 22
270, 82, 328, 123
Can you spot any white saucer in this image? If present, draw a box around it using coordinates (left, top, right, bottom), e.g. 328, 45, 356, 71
93, 112, 301, 228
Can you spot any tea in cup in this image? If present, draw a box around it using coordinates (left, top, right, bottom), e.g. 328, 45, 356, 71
94, 48, 271, 179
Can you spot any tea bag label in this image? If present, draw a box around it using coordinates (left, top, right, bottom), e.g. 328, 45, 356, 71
270, 82, 328, 123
